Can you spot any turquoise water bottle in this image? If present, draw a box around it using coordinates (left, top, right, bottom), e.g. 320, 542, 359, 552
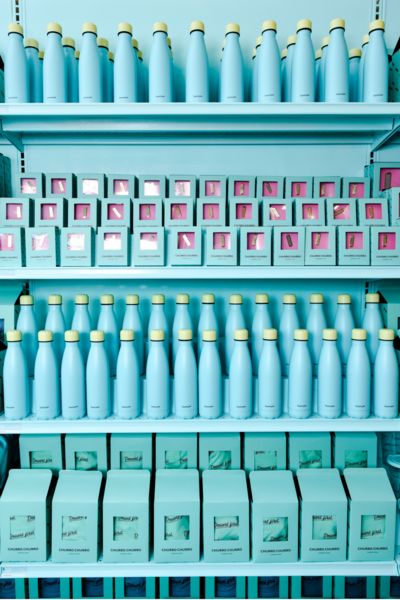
199, 330, 222, 419
251, 38, 262, 102
5, 23, 28, 103
34, 330, 60, 419
324, 18, 349, 102
122, 294, 144, 374
149, 22, 173, 103
174, 329, 198, 419
4, 330, 30, 419
86, 330, 111, 419
63, 37, 77, 102
291, 19, 315, 102
373, 329, 399, 418
288, 329, 312, 418
97, 294, 119, 376
220, 23, 244, 103
71, 294, 92, 363
115, 330, 140, 419
317, 329, 342, 418
16, 294, 38, 377
229, 329, 252, 419
306, 293, 327, 373
225, 294, 245, 369
146, 329, 170, 419
39, 50, 44, 94
172, 294, 193, 364
334, 294, 355, 367
148, 294, 169, 353
278, 293, 300, 376
319, 36, 330, 102
61, 330, 85, 419
79, 22, 101, 103
97, 37, 110, 102
43, 22, 66, 103
132, 38, 142, 100
358, 35, 369, 102
346, 329, 371, 418
186, 20, 209, 102
281, 48, 288, 99
284, 34, 296, 101
349, 48, 361, 101
198, 293, 218, 356
362, 292, 384, 363
315, 49, 322, 101
258, 329, 282, 419
137, 48, 144, 101
45, 294, 66, 365
251, 293, 272, 374
25, 38, 42, 102
114, 23, 139, 103
257, 20, 281, 103
108, 51, 114, 101
363, 20, 388, 102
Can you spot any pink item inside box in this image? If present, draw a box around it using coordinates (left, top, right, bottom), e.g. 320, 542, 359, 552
6, 203, 23, 220
291, 181, 308, 197
20, 178, 37, 194
380, 168, 400, 191
302, 204, 319, 220
32, 233, 49, 251
143, 180, 160, 196
213, 232, 231, 250
205, 180, 221, 197
0, 233, 15, 251
139, 203, 156, 220
51, 178, 66, 194
311, 231, 330, 250
235, 203, 252, 220
378, 232, 396, 250
170, 203, 188, 220
345, 232, 364, 250
348, 182, 365, 198
74, 204, 91, 220
40, 204, 57, 221
281, 232, 298, 250
365, 203, 383, 220
262, 181, 279, 197
103, 232, 122, 251
333, 203, 350, 220
247, 232, 265, 250
202, 203, 220, 220
67, 233, 85, 252
113, 179, 129, 196
177, 231, 195, 249
107, 203, 124, 220
82, 179, 99, 195
318, 182, 336, 197
234, 180, 250, 196
140, 232, 158, 251
269, 204, 286, 220
174, 180, 191, 197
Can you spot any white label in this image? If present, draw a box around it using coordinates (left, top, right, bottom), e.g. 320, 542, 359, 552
120, 451, 143, 470
30, 450, 53, 468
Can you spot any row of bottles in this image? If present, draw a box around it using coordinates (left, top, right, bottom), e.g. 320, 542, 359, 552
5, 18, 388, 104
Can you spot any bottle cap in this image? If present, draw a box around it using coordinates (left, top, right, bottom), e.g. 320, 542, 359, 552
229, 294, 242, 305
366, 293, 380, 303
47, 22, 62, 35
321, 35, 330, 48
337, 294, 351, 304
203, 329, 217, 342
349, 47, 362, 58
62, 37, 75, 48
287, 34, 297, 46
152, 294, 165, 305
310, 293, 324, 304
20, 294, 34, 306
226, 23, 240, 35
150, 329, 165, 341
25, 38, 39, 49
118, 22, 132, 35
97, 37, 109, 48
315, 48, 322, 59
178, 329, 193, 341
108, 51, 113, 61
297, 19, 312, 32
90, 330, 104, 342
65, 330, 79, 342
39, 50, 45, 59
256, 35, 263, 47
330, 18, 345, 31
120, 329, 135, 341
190, 20, 205, 33
82, 22, 97, 35
132, 38, 139, 49
7, 330, 22, 342
100, 294, 114, 305
352, 328, 367, 341
48, 294, 62, 305
38, 330, 53, 342
263, 328, 277, 340
202, 293, 215, 304
176, 293, 189, 304
234, 328, 248, 341
8, 23, 23, 35
138, 50, 143, 60
283, 293, 296, 304
153, 22, 168, 34
362, 34, 370, 45
75, 294, 89, 305
379, 328, 395, 341
166, 36, 172, 48
281, 48, 288, 59
256, 293, 269, 304
252, 48, 257, 59
323, 328, 337, 341
294, 329, 308, 341
261, 20, 277, 33
369, 19, 385, 32
126, 294, 139, 305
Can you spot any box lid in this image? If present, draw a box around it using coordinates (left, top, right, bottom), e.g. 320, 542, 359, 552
53, 470, 102, 504
104, 470, 150, 503
250, 471, 297, 503
334, 432, 377, 444
155, 469, 199, 502
202, 470, 248, 503
297, 468, 347, 502
344, 468, 396, 502
290, 432, 330, 444
1, 469, 52, 503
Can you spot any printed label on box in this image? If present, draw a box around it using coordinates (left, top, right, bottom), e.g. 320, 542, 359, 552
107, 204, 124, 220
263, 517, 288, 542
205, 181, 221, 196
32, 233, 49, 251
247, 231, 265, 250
164, 516, 190, 540
10, 515, 36, 540
74, 451, 98, 471
312, 231, 329, 250
113, 179, 129, 196
140, 232, 158, 250
0, 233, 14, 251
144, 180, 160, 196
214, 516, 239, 541
82, 179, 99, 195
62, 515, 87, 541
361, 515, 386, 539
208, 450, 231, 469
174, 180, 191, 197
104, 232, 122, 251
74, 204, 91, 220
213, 232, 231, 250
120, 451, 143, 470
165, 450, 188, 469
346, 232, 363, 249
29, 450, 54, 468
6, 203, 22, 220
254, 450, 277, 470
21, 178, 37, 194
312, 515, 337, 540
113, 516, 139, 541
203, 203, 220, 220
281, 232, 298, 250
171, 203, 187, 220
51, 178, 66, 194
263, 181, 278, 197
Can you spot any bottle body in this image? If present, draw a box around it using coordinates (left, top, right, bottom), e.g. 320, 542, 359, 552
324, 27, 349, 102
358, 43, 368, 101
258, 340, 282, 418
334, 304, 355, 366
346, 340, 371, 418
122, 305, 144, 374
363, 28, 388, 102
174, 341, 198, 419
17, 305, 38, 377
317, 340, 342, 418
278, 304, 300, 376
252, 55, 259, 102
257, 29, 281, 102
115, 341, 140, 419
172, 305, 193, 363
79, 32, 101, 102
148, 304, 169, 352
198, 304, 218, 355
114, 32, 139, 103
86, 341, 111, 419
97, 304, 119, 376
149, 31, 173, 102
291, 28, 315, 102
3, 340, 30, 419
362, 303, 384, 363
307, 304, 327, 371
374, 340, 399, 418
186, 30, 209, 102
220, 32, 244, 103
349, 56, 360, 101
225, 305, 245, 369
71, 304, 92, 363
288, 340, 312, 418
251, 304, 272, 373
61, 342, 85, 419
98, 45, 109, 102
146, 341, 170, 418
199, 341, 222, 418
64, 45, 78, 102
45, 306, 66, 365
34, 342, 60, 419
284, 43, 295, 102
229, 340, 252, 419
5, 31, 28, 103
26, 46, 42, 102
43, 32, 66, 102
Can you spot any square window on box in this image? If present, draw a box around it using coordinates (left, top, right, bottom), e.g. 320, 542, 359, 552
358, 198, 389, 226
262, 199, 293, 226
169, 175, 196, 200
285, 177, 313, 198
101, 198, 132, 228
138, 175, 166, 199
77, 174, 106, 197
295, 199, 325, 226
326, 198, 357, 227
196, 198, 226, 227
46, 173, 76, 198
342, 177, 370, 198
133, 198, 163, 227
313, 177, 341, 198
0, 197, 32, 227
240, 227, 272, 266
164, 198, 194, 227
96, 227, 130, 266
133, 227, 165, 266
0, 228, 24, 267
206, 228, 237, 266
169, 227, 202, 266
365, 162, 400, 197
229, 198, 259, 227
228, 176, 256, 199
18, 172, 44, 198
198, 176, 227, 200
256, 176, 285, 198
107, 174, 136, 198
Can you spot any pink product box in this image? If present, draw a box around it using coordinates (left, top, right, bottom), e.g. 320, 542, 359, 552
338, 227, 370, 266
169, 227, 202, 265
262, 199, 293, 226
285, 177, 313, 199
342, 177, 370, 199
272, 227, 305, 266
256, 176, 285, 199
305, 227, 336, 266
228, 176, 256, 199
295, 199, 325, 226
198, 176, 227, 200
371, 228, 400, 265
206, 227, 238, 266
326, 198, 357, 227
240, 227, 272, 266
357, 198, 389, 226
106, 174, 136, 199
25, 227, 59, 267
229, 198, 259, 226
313, 177, 341, 198
365, 162, 400, 197
0, 198, 32, 227
0, 227, 25, 267
168, 175, 196, 200
34, 198, 66, 228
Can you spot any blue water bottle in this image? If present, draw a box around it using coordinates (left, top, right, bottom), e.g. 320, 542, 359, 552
137, 48, 144, 101
281, 48, 288, 100
186, 20, 209, 102
229, 329, 252, 419
148, 294, 169, 353
319, 36, 330, 102
225, 294, 245, 369
362, 292, 384, 363
315, 49, 322, 101
373, 329, 399, 419
61, 330, 85, 419
115, 330, 140, 419
172, 294, 193, 364
358, 35, 369, 102
258, 329, 282, 419
114, 23, 139, 103
251, 293, 272, 374
220, 23, 244, 103
43, 22, 66, 103
363, 20, 388, 102
288, 329, 312, 418
257, 20, 281, 103
278, 293, 300, 376
3, 330, 30, 419
5, 23, 28, 103
63, 37, 77, 102
349, 48, 361, 101
97, 37, 110, 102
306, 293, 327, 374
174, 329, 198, 419
251, 39, 260, 102
146, 329, 170, 419
25, 38, 42, 102
17, 294, 38, 377
334, 294, 355, 368
284, 34, 296, 101
199, 330, 222, 419
149, 22, 173, 103
198, 293, 219, 356
122, 294, 144, 374
291, 19, 315, 102
108, 51, 114, 100
86, 330, 111, 419
317, 329, 342, 418
45, 294, 66, 366
71, 294, 92, 363
79, 22, 101, 103
325, 18, 349, 102
346, 329, 371, 418
97, 293, 119, 376
34, 330, 60, 419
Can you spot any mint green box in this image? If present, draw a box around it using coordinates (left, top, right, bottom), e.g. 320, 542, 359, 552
333, 432, 377, 471
297, 468, 347, 562
247, 577, 289, 599
243, 432, 286, 472
159, 577, 200, 599
96, 226, 130, 266
229, 198, 259, 227
52, 470, 102, 563
169, 175, 197, 201
0, 579, 28, 598
114, 577, 156, 599
228, 175, 256, 199
291, 577, 333, 599
385, 187, 400, 226
156, 433, 197, 469
257, 175, 285, 199
0, 197, 32, 227
289, 433, 331, 471
196, 197, 226, 227
107, 174, 136, 199
25, 227, 59, 268
206, 227, 238, 266
169, 227, 202, 266
133, 196, 163, 226
199, 433, 241, 471
262, 198, 293, 226
0, 469, 52, 562
240, 227, 272, 266
0, 227, 24, 267
295, 198, 325, 226
378, 577, 400, 599
305, 226, 336, 266
334, 576, 376, 599
313, 176, 341, 199
365, 162, 400, 197
198, 175, 227, 200
72, 578, 113, 599
285, 176, 313, 199
65, 433, 108, 474
18, 172, 44, 198
338, 226, 370, 266
342, 177, 370, 199
250, 470, 298, 563
344, 467, 397, 561
371, 227, 400, 265
326, 198, 357, 226
358, 197, 389, 226
19, 433, 64, 474
203, 470, 249, 562
28, 578, 71, 599
154, 469, 200, 562
46, 172, 76, 198
103, 470, 150, 562
68, 197, 99, 228
61, 227, 94, 267
138, 174, 166, 199
77, 173, 106, 197
273, 227, 305, 266
101, 197, 132, 229
164, 197, 194, 227
205, 577, 246, 599
133, 227, 165, 266
110, 433, 152, 470
34, 197, 66, 227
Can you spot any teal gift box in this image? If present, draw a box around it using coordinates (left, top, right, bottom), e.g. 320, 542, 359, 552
333, 432, 377, 471
289, 432, 331, 471
262, 198, 293, 226
110, 433, 152, 470
250, 470, 298, 563
65, 433, 108, 474
114, 578, 156, 599
285, 176, 313, 198
134, 197, 163, 227
243, 432, 286, 472
256, 175, 285, 199
46, 172, 76, 197
138, 174, 166, 198
378, 577, 400, 599
169, 174, 197, 200
133, 226, 165, 266
206, 227, 238, 266
295, 198, 325, 226
19, 433, 64, 474
334, 577, 377, 599
240, 227, 272, 266
28, 578, 71, 599
247, 577, 289, 599
25, 227, 59, 267
77, 173, 106, 197
34, 197, 66, 227
68, 197, 99, 227
365, 161, 400, 197
0, 469, 52, 562
0, 227, 24, 267
371, 227, 400, 265
228, 175, 256, 199
291, 577, 333, 599
229, 197, 259, 226
61, 227, 94, 267
156, 433, 198, 469
326, 198, 357, 226
313, 176, 341, 198
342, 176, 371, 199
199, 432, 241, 471
154, 469, 200, 562
0, 197, 32, 227
305, 226, 336, 266
199, 175, 227, 200
358, 197, 389, 226
196, 197, 226, 227
18, 172, 44, 198
385, 187, 400, 225
169, 226, 202, 265
107, 174, 136, 199
164, 197, 194, 227
96, 226, 130, 266
205, 577, 246, 599
338, 226, 370, 266
72, 578, 113, 599
273, 226, 305, 266
101, 198, 132, 229
159, 577, 200, 599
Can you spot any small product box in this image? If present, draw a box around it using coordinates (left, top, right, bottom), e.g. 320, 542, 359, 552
291, 577, 333, 599
96, 226, 130, 266
19, 433, 64, 474
205, 577, 246, 599
326, 198, 357, 226
378, 577, 400, 599
199, 175, 227, 200
46, 173, 76, 198
25, 227, 59, 268
344, 467, 397, 561
107, 174, 136, 199
305, 226, 336, 266
206, 227, 238, 266
243, 432, 286, 472
365, 162, 400, 196
273, 226, 305, 266
203, 470, 249, 562
133, 227, 165, 266
228, 175, 256, 199
156, 433, 198, 469
18, 172, 44, 198
0, 469, 52, 562
52, 470, 102, 563
103, 470, 150, 563
247, 577, 289, 599
333, 432, 377, 471
297, 468, 347, 562
262, 198, 293, 226
34, 197, 66, 228
28, 578, 71, 599
250, 470, 298, 563
169, 175, 196, 200
386, 187, 400, 226
229, 198, 259, 226
77, 173, 106, 197
295, 198, 325, 226
338, 226, 370, 266
169, 226, 202, 265
334, 577, 377, 599
256, 176, 285, 199
0, 227, 24, 267
64, 433, 108, 474
199, 433, 241, 471
0, 197, 32, 227
196, 197, 226, 227
289, 432, 331, 471
0, 580, 28, 599
68, 197, 99, 228
133, 197, 163, 227
313, 176, 341, 198
138, 174, 166, 198
164, 197, 194, 227
114, 578, 156, 599
358, 197, 389, 226
154, 469, 200, 563
285, 176, 313, 198
240, 227, 272, 266
371, 227, 400, 265
60, 227, 94, 267
159, 577, 200, 599
342, 177, 370, 199
110, 433, 152, 470
72, 578, 113, 599
101, 198, 132, 228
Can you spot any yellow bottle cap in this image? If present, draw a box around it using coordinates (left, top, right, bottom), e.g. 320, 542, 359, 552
176, 293, 189, 304
153, 22, 168, 34
352, 328, 367, 341
118, 22, 132, 35
366, 293, 380, 303
234, 328, 248, 341
75, 294, 89, 305
322, 35, 330, 48
166, 36, 172, 48
7, 330, 22, 342
330, 18, 345, 31
132, 38, 139, 49
25, 38, 39, 49
349, 48, 362, 58
369, 19, 385, 32
152, 294, 165, 305
150, 329, 165, 341
100, 294, 114, 305
47, 22, 62, 35
337, 294, 351, 304
315, 48, 322, 59
261, 20, 277, 33
48, 294, 62, 305
97, 37, 109, 48
90, 330, 105, 342
256, 35, 263, 47
138, 50, 143, 60
282, 48, 288, 59
379, 328, 395, 341
323, 328, 337, 341
38, 330, 53, 342
310, 293, 324, 304
108, 51, 113, 61
294, 329, 308, 341
297, 19, 312, 32
8, 23, 23, 35
230, 294, 243, 305
20, 295, 34, 306
178, 329, 193, 341
190, 20, 205, 33
82, 23, 97, 34
39, 50, 45, 59
120, 329, 135, 341
263, 328, 278, 340
226, 23, 240, 35
256, 293, 269, 304
202, 294, 215, 304
65, 330, 79, 342
203, 329, 217, 342
62, 37, 75, 48
362, 34, 370, 45
283, 293, 296, 304
126, 294, 139, 305
287, 34, 297, 46
252, 48, 257, 59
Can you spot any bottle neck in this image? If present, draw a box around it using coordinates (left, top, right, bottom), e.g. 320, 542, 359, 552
152, 304, 164, 312
75, 304, 88, 311
100, 304, 114, 313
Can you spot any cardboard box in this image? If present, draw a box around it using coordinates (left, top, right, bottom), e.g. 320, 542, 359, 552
96, 227, 130, 266
305, 226, 336, 266
18, 172, 44, 198
133, 227, 165, 266
333, 432, 378, 471
273, 227, 305, 266
285, 177, 313, 198
164, 198, 194, 227
295, 199, 325, 226
228, 176, 256, 199
133, 197, 163, 227
365, 162, 400, 197
68, 197, 99, 228
243, 432, 286, 472
101, 198, 132, 229
358, 197, 389, 227
25, 227, 59, 268
342, 177, 370, 199
240, 227, 272, 266
64, 433, 108, 474
229, 198, 259, 226
256, 176, 285, 199
169, 175, 197, 200
46, 173, 76, 198
289, 432, 331, 471
326, 198, 357, 226
77, 173, 106, 197
0, 197, 32, 227
313, 176, 341, 198
371, 227, 400, 265
168, 227, 202, 266
60, 227, 94, 267
198, 176, 227, 200
138, 175, 166, 198
199, 433, 241, 471
196, 197, 226, 227
155, 433, 198, 469
107, 174, 136, 199
19, 433, 64, 474
337, 226, 370, 266
110, 433, 152, 471
206, 227, 238, 266
0, 227, 25, 267
262, 198, 293, 226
